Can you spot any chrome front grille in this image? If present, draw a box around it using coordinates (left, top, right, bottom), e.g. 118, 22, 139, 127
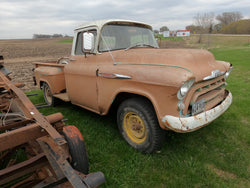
183, 75, 226, 115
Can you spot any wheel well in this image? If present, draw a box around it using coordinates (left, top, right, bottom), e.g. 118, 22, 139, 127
110, 92, 155, 114
39, 81, 45, 89
39, 81, 66, 94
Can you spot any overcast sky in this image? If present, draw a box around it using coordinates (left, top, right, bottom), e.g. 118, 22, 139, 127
0, 0, 250, 39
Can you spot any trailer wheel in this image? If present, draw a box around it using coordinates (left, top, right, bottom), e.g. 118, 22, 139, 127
42, 82, 55, 106
62, 126, 89, 174
117, 98, 165, 153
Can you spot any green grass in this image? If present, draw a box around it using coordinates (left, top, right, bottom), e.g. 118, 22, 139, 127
57, 39, 73, 43
28, 39, 250, 187
187, 35, 250, 49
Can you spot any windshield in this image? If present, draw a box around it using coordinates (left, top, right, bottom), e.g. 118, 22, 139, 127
99, 24, 159, 52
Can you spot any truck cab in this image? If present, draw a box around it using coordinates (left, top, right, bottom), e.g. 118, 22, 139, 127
33, 19, 233, 153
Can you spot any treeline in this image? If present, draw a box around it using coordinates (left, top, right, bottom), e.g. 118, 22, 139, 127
33, 34, 70, 39
186, 12, 250, 34
219, 19, 250, 34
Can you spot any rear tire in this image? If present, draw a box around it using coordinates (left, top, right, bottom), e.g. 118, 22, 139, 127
62, 126, 89, 174
117, 98, 165, 153
42, 82, 55, 106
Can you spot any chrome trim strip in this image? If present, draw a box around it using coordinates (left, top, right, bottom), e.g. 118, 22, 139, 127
203, 70, 225, 80
98, 72, 132, 79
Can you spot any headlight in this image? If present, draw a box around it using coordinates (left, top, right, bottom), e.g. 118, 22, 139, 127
177, 78, 195, 100
224, 66, 233, 80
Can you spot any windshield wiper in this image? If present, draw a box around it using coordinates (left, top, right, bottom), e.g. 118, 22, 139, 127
125, 42, 158, 51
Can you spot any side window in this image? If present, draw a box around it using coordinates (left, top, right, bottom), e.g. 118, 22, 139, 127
75, 30, 97, 55
75, 32, 83, 55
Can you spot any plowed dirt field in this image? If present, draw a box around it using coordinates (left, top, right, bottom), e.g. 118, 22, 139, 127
0, 37, 184, 91
0, 38, 72, 91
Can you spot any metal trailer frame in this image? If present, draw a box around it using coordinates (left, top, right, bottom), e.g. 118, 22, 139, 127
0, 56, 105, 187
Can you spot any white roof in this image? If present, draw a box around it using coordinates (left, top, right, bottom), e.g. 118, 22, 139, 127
74, 19, 152, 31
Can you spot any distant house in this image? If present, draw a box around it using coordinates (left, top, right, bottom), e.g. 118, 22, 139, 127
163, 31, 170, 37
161, 30, 190, 38
176, 30, 190, 37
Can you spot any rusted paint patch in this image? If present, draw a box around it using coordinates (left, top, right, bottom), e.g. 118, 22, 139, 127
63, 125, 84, 143
162, 92, 232, 133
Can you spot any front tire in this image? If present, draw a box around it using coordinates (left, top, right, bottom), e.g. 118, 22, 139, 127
117, 98, 165, 153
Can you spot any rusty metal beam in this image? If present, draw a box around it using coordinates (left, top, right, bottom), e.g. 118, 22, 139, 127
0, 119, 32, 131
0, 153, 48, 185
37, 136, 88, 188
0, 62, 105, 187
0, 112, 64, 131
0, 71, 67, 146
45, 112, 64, 124
0, 123, 47, 152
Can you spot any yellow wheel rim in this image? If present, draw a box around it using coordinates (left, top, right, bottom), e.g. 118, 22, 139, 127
123, 112, 147, 144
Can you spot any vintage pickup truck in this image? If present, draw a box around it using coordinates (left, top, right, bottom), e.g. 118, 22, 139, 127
33, 19, 233, 153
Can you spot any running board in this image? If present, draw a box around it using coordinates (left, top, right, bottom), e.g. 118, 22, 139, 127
54, 93, 70, 102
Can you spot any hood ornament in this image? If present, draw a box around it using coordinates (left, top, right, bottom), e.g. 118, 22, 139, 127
203, 70, 224, 81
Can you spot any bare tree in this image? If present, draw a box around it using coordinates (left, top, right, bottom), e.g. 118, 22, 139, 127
186, 25, 203, 34
193, 12, 214, 45
194, 12, 215, 33
216, 12, 243, 25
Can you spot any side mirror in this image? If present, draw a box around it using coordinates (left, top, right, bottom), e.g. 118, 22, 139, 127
83, 32, 94, 52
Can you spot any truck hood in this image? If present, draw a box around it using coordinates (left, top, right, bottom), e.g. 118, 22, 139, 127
111, 48, 230, 82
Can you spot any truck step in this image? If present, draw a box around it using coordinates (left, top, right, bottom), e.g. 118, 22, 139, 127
54, 93, 70, 102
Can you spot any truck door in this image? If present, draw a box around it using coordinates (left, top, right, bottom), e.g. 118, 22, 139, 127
64, 30, 100, 113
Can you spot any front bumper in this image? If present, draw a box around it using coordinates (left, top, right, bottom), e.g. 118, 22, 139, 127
162, 91, 232, 133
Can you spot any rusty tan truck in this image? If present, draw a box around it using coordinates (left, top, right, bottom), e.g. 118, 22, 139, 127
33, 19, 233, 153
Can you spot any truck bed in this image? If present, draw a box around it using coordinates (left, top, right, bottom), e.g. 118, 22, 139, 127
33, 61, 66, 67
33, 61, 67, 95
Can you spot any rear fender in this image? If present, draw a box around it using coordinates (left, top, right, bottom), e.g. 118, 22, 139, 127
34, 66, 66, 94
